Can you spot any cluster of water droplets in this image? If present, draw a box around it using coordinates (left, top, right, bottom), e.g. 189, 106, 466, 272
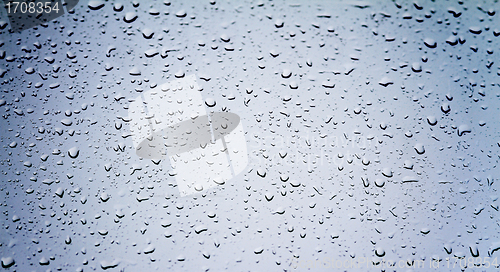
0, 0, 499, 270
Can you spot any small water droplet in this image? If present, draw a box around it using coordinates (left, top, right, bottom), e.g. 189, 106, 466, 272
220, 34, 230, 42
275, 19, 284, 28
375, 247, 385, 257
281, 69, 292, 78
113, 3, 124, 12
427, 116, 437, 126
176, 10, 187, 17
414, 143, 425, 154
1, 257, 15, 268
458, 124, 471, 136
100, 192, 110, 202
205, 98, 216, 107
423, 38, 437, 48
88, 1, 105, 10
124, 12, 138, 23
68, 147, 80, 158
129, 67, 141, 76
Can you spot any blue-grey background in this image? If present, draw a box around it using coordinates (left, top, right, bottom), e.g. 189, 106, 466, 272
1, 0, 500, 271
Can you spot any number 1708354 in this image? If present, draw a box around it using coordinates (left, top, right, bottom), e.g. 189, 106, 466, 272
5, 1, 59, 14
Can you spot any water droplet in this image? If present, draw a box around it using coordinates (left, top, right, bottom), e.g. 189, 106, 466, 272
469, 26, 482, 34
55, 187, 64, 198
414, 143, 425, 154
322, 81, 335, 88
458, 124, 471, 136
220, 34, 230, 42
403, 160, 414, 169
25, 67, 35, 74
194, 184, 203, 191
379, 77, 393, 87
402, 176, 419, 183
176, 10, 187, 17
195, 225, 208, 234
274, 207, 285, 214
205, 98, 216, 107
213, 177, 225, 185
254, 247, 264, 254
175, 70, 185, 78
423, 38, 437, 48
142, 28, 154, 39
441, 103, 450, 113
362, 176, 369, 187
374, 179, 385, 187
265, 192, 274, 201
100, 192, 110, 202
113, 3, 124, 12
382, 168, 393, 178
39, 257, 49, 265
124, 12, 138, 23
281, 69, 291, 78
129, 67, 141, 76
88, 1, 105, 10
61, 118, 72, 126
1, 257, 15, 268
412, 62, 422, 72
444, 244, 452, 254
275, 19, 284, 28
427, 116, 437, 126
375, 247, 385, 257
144, 245, 155, 254
68, 147, 80, 158
256, 168, 266, 177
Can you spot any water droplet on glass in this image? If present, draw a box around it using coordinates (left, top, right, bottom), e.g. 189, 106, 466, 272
423, 38, 437, 48
220, 34, 230, 42
458, 124, 471, 136
427, 116, 437, 126
142, 28, 154, 39
375, 179, 385, 187
275, 19, 284, 28
113, 3, 124, 12
213, 177, 225, 185
176, 10, 187, 17
414, 143, 425, 154
382, 168, 393, 178
281, 69, 292, 78
100, 192, 110, 202
1, 257, 15, 268
68, 147, 80, 158
205, 98, 216, 107
256, 168, 266, 177
88, 1, 105, 10
124, 12, 138, 23
375, 247, 385, 257
129, 67, 141, 76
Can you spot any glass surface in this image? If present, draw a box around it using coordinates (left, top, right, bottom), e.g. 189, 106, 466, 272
1, 0, 499, 271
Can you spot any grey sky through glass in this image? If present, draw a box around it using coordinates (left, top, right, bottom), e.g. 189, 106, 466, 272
1, 0, 500, 271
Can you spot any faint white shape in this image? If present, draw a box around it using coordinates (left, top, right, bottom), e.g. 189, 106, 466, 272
128, 75, 248, 196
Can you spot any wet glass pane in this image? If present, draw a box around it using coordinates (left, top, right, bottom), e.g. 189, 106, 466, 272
1, 0, 499, 271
